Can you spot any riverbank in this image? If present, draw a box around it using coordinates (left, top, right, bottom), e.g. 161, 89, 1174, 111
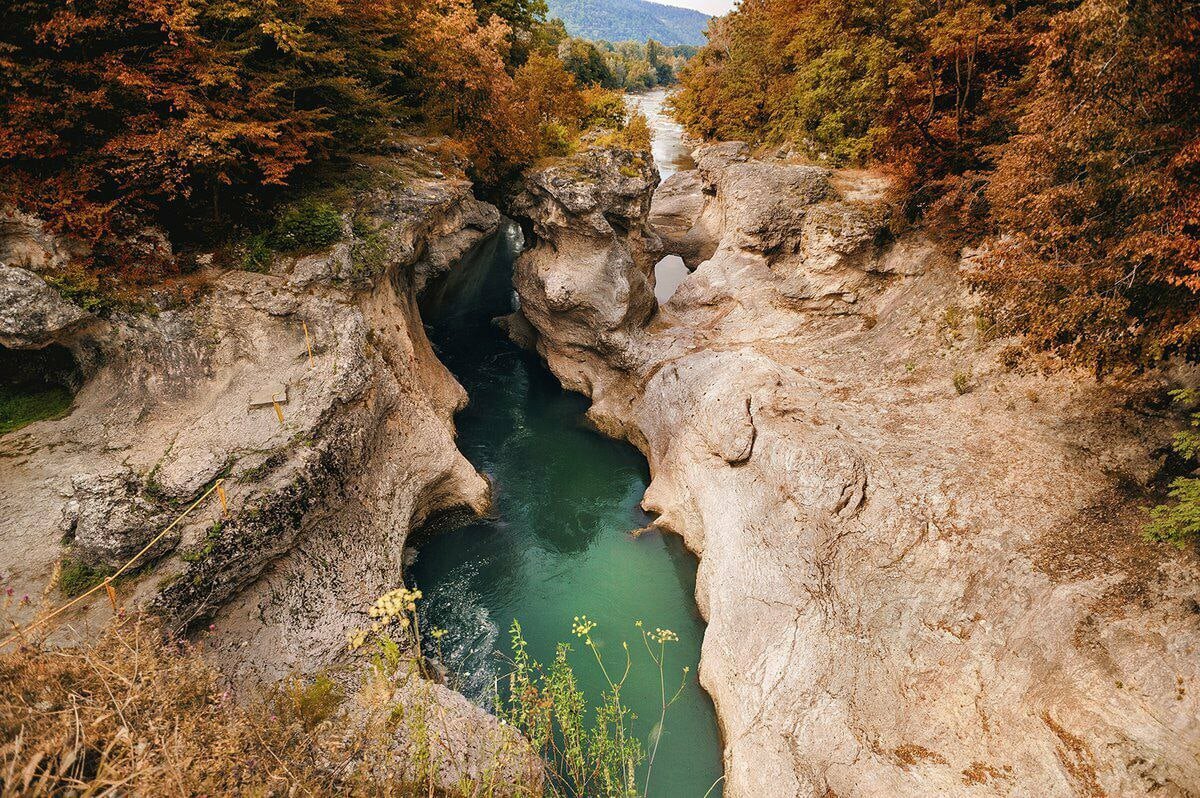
0, 146, 540, 793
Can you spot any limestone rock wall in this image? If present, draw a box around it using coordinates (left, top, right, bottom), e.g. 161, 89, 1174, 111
510, 143, 1200, 797
0, 151, 531, 793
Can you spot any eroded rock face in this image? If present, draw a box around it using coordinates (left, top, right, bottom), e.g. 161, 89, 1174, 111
508, 147, 661, 399
60, 470, 173, 568
0, 150, 530, 789
511, 144, 1200, 796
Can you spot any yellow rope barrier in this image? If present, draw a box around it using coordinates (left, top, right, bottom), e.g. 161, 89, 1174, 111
0, 478, 225, 650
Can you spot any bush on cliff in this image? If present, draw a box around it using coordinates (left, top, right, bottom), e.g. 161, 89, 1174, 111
0, 613, 539, 796
671, 0, 1200, 375
0, 616, 362, 794
1147, 390, 1200, 547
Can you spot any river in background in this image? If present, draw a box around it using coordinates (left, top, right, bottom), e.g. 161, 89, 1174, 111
627, 87, 696, 181
412, 214, 723, 795
628, 87, 693, 304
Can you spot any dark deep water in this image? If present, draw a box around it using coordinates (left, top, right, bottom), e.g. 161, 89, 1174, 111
412, 224, 724, 796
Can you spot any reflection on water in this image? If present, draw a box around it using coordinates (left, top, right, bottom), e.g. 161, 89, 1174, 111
413, 223, 723, 796
627, 88, 696, 180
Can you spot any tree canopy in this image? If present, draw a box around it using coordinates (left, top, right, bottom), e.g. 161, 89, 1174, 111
672, 0, 1200, 373
0, 0, 647, 275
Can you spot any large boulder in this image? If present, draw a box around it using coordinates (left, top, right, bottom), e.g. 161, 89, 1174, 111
0, 264, 91, 348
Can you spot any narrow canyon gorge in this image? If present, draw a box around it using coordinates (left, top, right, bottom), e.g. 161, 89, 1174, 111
507, 141, 1200, 795
2, 128, 1199, 796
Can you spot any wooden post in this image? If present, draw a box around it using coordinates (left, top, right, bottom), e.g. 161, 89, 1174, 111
303, 322, 314, 368
272, 394, 285, 425
104, 578, 118, 612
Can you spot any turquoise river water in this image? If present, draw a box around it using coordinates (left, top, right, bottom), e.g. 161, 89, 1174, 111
412, 216, 724, 796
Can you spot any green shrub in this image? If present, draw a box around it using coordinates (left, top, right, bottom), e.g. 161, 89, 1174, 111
581, 87, 628, 130
1147, 478, 1200, 547
59, 558, 113, 597
615, 111, 652, 153
239, 234, 272, 273
540, 121, 576, 157
350, 217, 390, 278
235, 200, 344, 272
952, 369, 972, 396
274, 674, 345, 732
1147, 390, 1200, 547
43, 271, 118, 315
267, 200, 343, 252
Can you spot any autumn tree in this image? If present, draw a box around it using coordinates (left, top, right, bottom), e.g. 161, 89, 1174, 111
673, 0, 1200, 371
559, 38, 613, 86
670, 0, 785, 142
973, 0, 1200, 372
473, 0, 549, 64
0, 0, 421, 260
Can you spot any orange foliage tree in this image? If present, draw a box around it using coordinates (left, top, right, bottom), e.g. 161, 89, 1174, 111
0, 0, 420, 254
673, 0, 1200, 372
0, 0, 625, 273
973, 0, 1200, 371
410, 0, 534, 173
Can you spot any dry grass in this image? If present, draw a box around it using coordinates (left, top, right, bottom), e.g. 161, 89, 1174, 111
0, 614, 488, 797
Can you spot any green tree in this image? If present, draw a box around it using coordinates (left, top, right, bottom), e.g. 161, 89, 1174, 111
559, 38, 613, 86
1147, 391, 1200, 547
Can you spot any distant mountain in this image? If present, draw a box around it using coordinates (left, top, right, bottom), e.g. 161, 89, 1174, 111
547, 0, 711, 46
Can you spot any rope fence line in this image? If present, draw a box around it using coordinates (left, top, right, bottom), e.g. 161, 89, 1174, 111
0, 478, 226, 650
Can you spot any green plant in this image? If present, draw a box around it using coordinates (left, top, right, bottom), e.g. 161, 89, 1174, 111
0, 385, 72, 435
1146, 390, 1200, 547
268, 200, 343, 252
349, 586, 426, 678
349, 590, 692, 798
181, 521, 224, 563
952, 369, 972, 396
42, 271, 120, 315
350, 217, 391, 278
499, 617, 642, 797
495, 615, 690, 798
239, 234, 272, 273
942, 305, 964, 332
974, 313, 994, 339
58, 557, 113, 597
635, 621, 687, 796
540, 122, 576, 157
274, 674, 345, 732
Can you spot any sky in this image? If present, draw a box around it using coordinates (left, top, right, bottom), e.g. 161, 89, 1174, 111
664, 0, 737, 15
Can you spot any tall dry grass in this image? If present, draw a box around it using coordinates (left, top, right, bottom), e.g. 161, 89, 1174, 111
0, 615, 431, 796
